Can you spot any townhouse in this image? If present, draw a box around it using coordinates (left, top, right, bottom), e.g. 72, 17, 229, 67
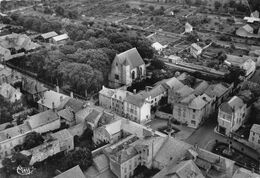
248, 124, 260, 149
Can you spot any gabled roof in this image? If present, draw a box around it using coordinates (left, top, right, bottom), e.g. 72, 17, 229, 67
54, 165, 85, 178
57, 108, 74, 122
41, 31, 58, 39
193, 81, 209, 96
27, 110, 59, 129
137, 84, 166, 99
37, 90, 70, 110
116, 48, 144, 70
52, 34, 69, 42
161, 77, 184, 90
204, 83, 229, 98
104, 119, 122, 136
59, 98, 85, 113
85, 109, 102, 124
0, 122, 31, 142
165, 160, 204, 178
0, 83, 22, 102
242, 24, 254, 33
176, 85, 194, 98
250, 124, 260, 135
189, 96, 207, 110
191, 43, 202, 51
51, 129, 73, 142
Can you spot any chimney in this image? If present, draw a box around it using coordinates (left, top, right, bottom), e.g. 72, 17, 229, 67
133, 89, 136, 94
56, 85, 59, 93
60, 96, 63, 103
70, 92, 73, 98
52, 102, 55, 111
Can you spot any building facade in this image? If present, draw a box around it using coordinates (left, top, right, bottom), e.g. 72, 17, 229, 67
217, 96, 250, 136
248, 124, 260, 149
108, 48, 146, 88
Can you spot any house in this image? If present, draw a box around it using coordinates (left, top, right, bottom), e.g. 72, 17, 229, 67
0, 123, 32, 158
108, 48, 146, 88
54, 165, 85, 178
99, 86, 115, 110
111, 88, 132, 115
37, 90, 70, 111
26, 110, 60, 134
217, 96, 250, 136
168, 85, 194, 104
172, 94, 210, 128
185, 22, 193, 33
85, 154, 117, 178
153, 160, 205, 178
22, 139, 60, 165
0, 33, 40, 55
232, 167, 260, 178
167, 55, 182, 64
124, 93, 151, 123
0, 83, 22, 103
248, 124, 260, 149
236, 24, 259, 38
57, 98, 86, 126
225, 55, 256, 77
244, 16, 260, 23
51, 128, 74, 152
137, 85, 167, 107
190, 43, 202, 58
151, 42, 167, 53
251, 10, 259, 18
22, 78, 48, 103
204, 83, 233, 108
51, 34, 69, 44
85, 108, 104, 130
0, 65, 21, 85
37, 31, 58, 42
0, 45, 11, 61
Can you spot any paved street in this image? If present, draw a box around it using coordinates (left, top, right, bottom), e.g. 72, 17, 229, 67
185, 117, 260, 159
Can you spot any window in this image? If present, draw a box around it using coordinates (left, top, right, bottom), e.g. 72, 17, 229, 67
193, 109, 196, 112
191, 120, 196, 125
124, 167, 127, 173
115, 74, 119, 80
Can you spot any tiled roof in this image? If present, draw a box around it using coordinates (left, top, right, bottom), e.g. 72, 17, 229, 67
58, 108, 74, 121
220, 96, 244, 114
99, 86, 115, 97
193, 81, 209, 96
242, 24, 254, 33
233, 168, 260, 178
204, 83, 228, 98
176, 85, 194, 98
54, 165, 85, 178
104, 119, 122, 136
137, 84, 166, 99
27, 110, 59, 129
61, 98, 85, 113
37, 90, 69, 110
0, 122, 31, 142
250, 124, 260, 135
189, 96, 207, 110
51, 129, 73, 142
85, 109, 102, 124
225, 54, 250, 66
116, 48, 144, 70
154, 137, 191, 166
93, 154, 109, 172
160, 77, 184, 90
41, 31, 58, 39
125, 94, 146, 107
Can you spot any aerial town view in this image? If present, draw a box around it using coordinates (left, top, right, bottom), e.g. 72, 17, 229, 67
0, 0, 260, 177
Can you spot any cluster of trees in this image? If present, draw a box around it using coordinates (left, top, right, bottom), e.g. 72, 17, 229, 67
13, 132, 44, 152
7, 13, 62, 33
2, 153, 31, 174
214, 1, 249, 13
9, 28, 154, 96
54, 5, 79, 19
0, 95, 23, 125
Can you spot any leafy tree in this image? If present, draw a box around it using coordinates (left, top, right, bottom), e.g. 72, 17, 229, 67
59, 45, 77, 55
148, 5, 154, 11
23, 132, 44, 150
55, 6, 65, 16
150, 59, 165, 69
112, 42, 132, 53
74, 40, 94, 50
61, 148, 92, 171
101, 47, 118, 62
214, 1, 222, 10
224, 66, 246, 86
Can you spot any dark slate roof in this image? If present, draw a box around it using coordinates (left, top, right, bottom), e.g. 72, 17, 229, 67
116, 48, 144, 70
54, 165, 85, 178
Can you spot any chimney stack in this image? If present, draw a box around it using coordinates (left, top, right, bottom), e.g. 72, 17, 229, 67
56, 86, 59, 93
133, 89, 136, 94
70, 92, 73, 98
